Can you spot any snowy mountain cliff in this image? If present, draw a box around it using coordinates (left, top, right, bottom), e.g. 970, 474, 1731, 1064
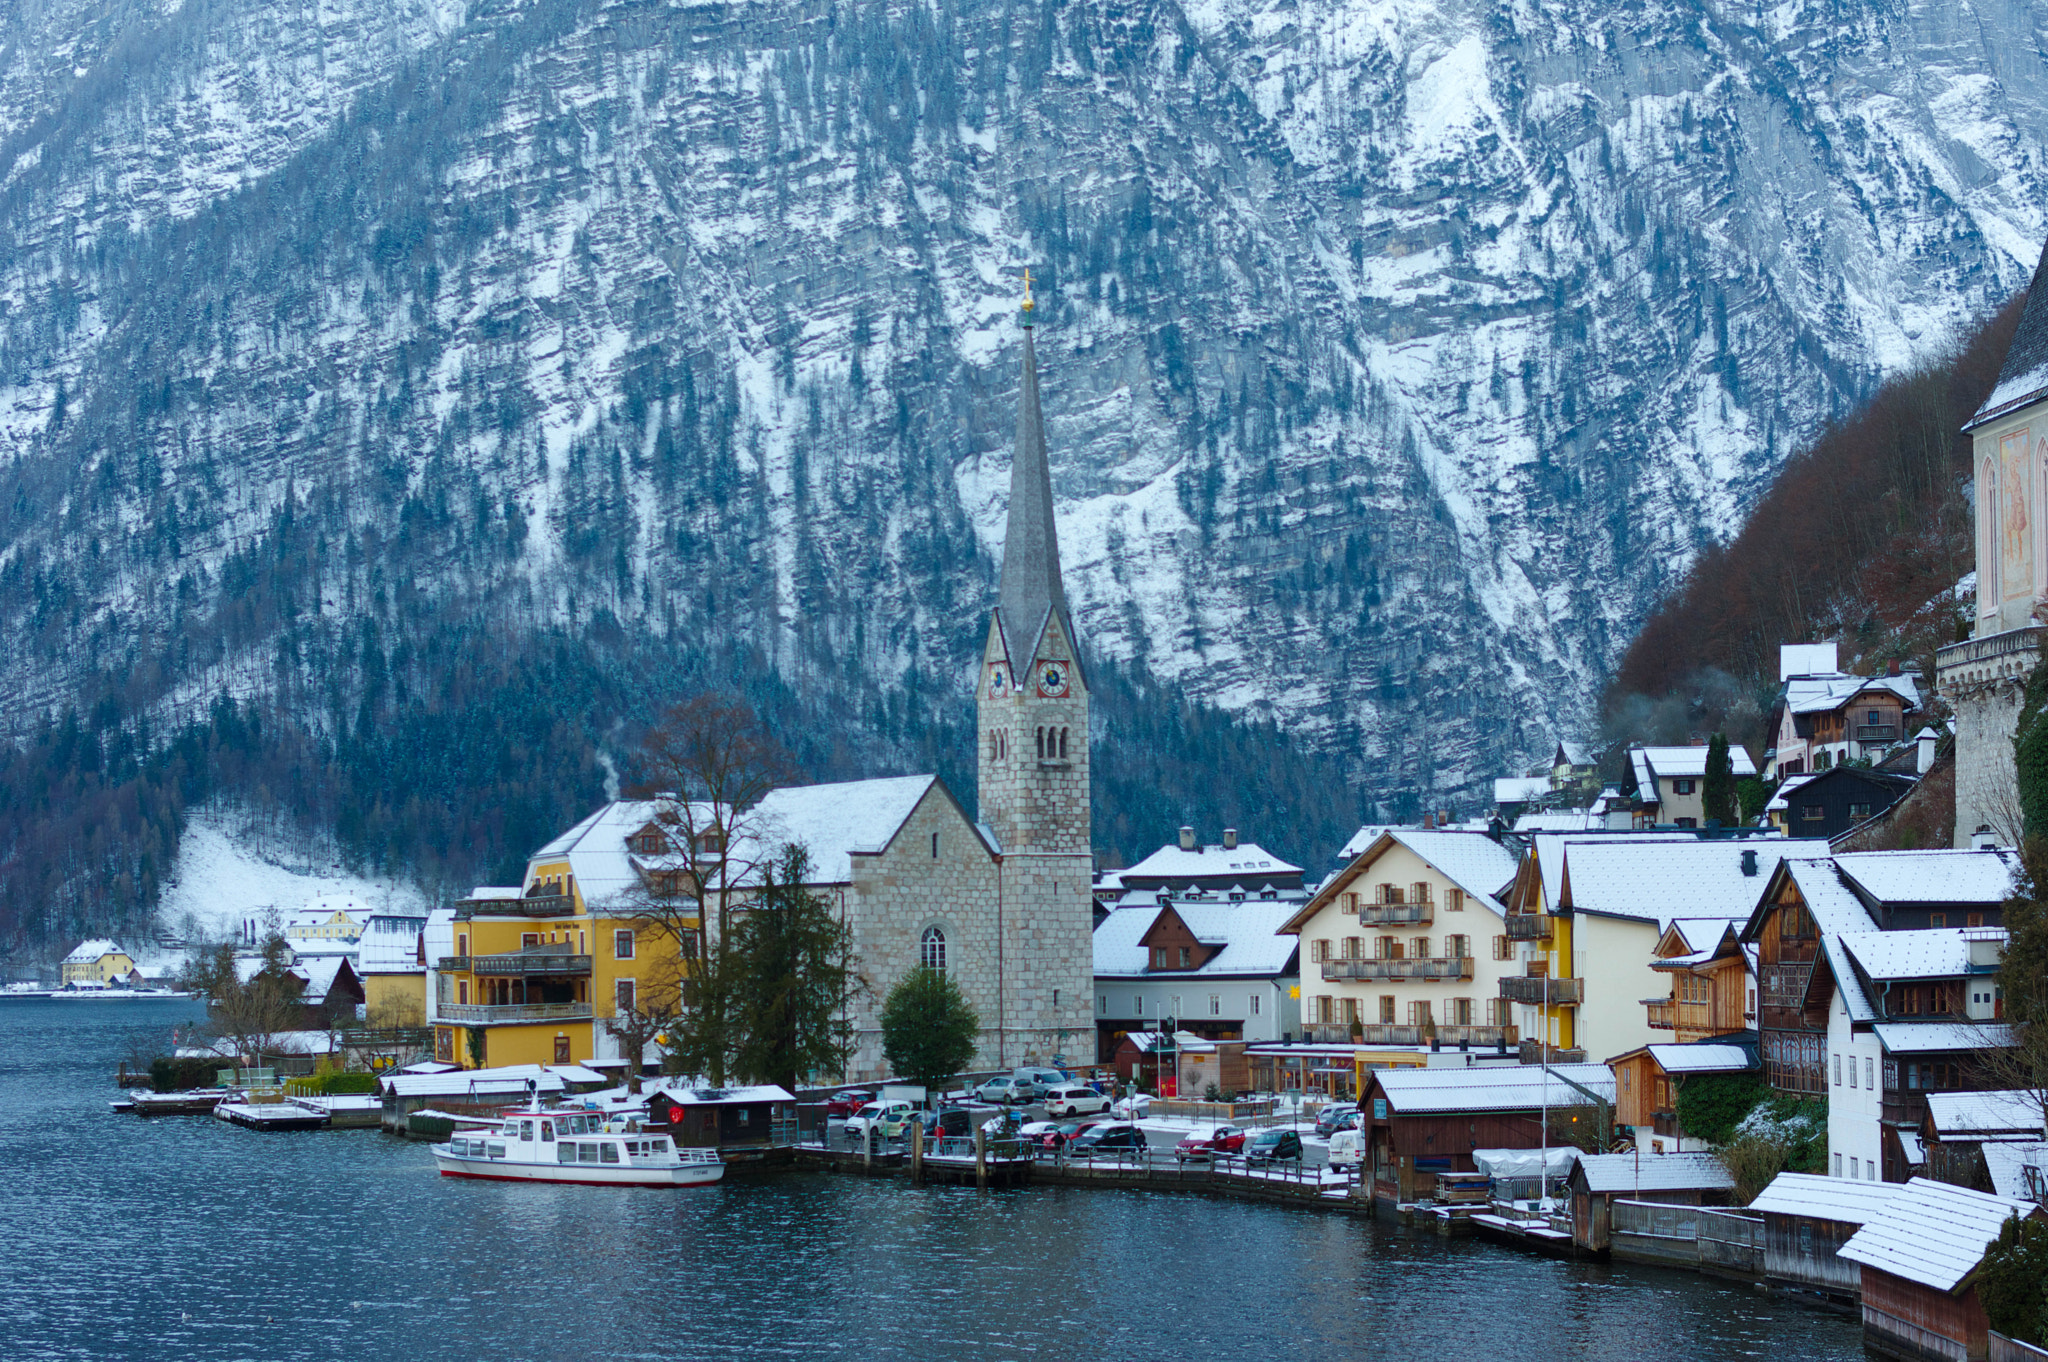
2, 0, 2046, 883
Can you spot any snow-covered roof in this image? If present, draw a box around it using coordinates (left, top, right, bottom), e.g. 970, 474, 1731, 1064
1969, 238, 2048, 428
1514, 811, 1606, 833
1633, 744, 1759, 782
1382, 829, 1519, 909
359, 914, 424, 973
1821, 935, 1876, 1023
1556, 741, 1592, 767
1780, 643, 1840, 681
1527, 833, 1696, 913
1873, 1022, 2015, 1054
1982, 1142, 2048, 1201
1574, 1151, 1734, 1194
1372, 1063, 1615, 1115
1838, 1177, 2039, 1292
397, 1060, 460, 1075
63, 939, 126, 963
1748, 1172, 1901, 1225
745, 775, 962, 883
1095, 901, 1300, 978
1647, 1044, 1754, 1075
379, 1064, 569, 1098
1774, 858, 1881, 935
465, 886, 525, 901
1764, 773, 1817, 814
1925, 1090, 2045, 1139
1784, 673, 1919, 717
1561, 840, 1825, 926
1494, 776, 1551, 805
296, 955, 352, 1003
1664, 918, 1740, 959
1839, 929, 1996, 981
648, 1083, 795, 1106
1119, 840, 1302, 882
1834, 849, 2020, 906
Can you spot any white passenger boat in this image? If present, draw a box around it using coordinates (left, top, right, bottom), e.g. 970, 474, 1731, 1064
433, 1108, 724, 1187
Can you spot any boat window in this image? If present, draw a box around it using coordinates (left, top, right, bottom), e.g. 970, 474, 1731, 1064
626, 1141, 641, 1156
651, 1137, 670, 1153
520, 1120, 535, 1141
557, 1143, 576, 1164
488, 1143, 506, 1159
601, 1143, 620, 1164
541, 1122, 554, 1141
580, 1144, 600, 1164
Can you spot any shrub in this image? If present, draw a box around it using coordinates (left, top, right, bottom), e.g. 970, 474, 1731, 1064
1675, 1072, 1769, 1145
148, 1055, 228, 1092
1979, 1214, 2048, 1347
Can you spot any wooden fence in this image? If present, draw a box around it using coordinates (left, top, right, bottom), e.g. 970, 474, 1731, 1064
1610, 1200, 1761, 1276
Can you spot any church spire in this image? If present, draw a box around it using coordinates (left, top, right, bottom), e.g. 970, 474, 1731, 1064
997, 273, 1074, 672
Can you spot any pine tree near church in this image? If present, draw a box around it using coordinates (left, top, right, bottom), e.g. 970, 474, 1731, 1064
1703, 733, 1737, 827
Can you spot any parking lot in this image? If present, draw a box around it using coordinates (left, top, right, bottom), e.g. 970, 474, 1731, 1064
820, 1104, 1338, 1170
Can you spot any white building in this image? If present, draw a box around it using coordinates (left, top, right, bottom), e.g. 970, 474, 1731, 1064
1626, 745, 1759, 827
1093, 899, 1301, 1054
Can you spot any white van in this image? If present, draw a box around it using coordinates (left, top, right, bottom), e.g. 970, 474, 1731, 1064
1043, 1085, 1111, 1117
1327, 1128, 1362, 1171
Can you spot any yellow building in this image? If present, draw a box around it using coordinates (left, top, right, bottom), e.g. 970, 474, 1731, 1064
61, 939, 135, 986
361, 911, 430, 1029
432, 803, 697, 1070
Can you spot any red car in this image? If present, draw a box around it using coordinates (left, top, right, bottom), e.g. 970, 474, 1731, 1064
1175, 1125, 1248, 1162
825, 1089, 875, 1118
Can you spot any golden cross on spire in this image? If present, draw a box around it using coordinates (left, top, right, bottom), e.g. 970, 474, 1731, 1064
1021, 266, 1035, 312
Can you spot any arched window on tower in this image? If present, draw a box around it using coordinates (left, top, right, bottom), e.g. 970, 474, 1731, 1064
1036, 727, 1045, 759
921, 926, 946, 973
1059, 727, 1068, 758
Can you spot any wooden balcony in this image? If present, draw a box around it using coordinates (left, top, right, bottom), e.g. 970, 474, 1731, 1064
1645, 999, 1712, 1031
1358, 902, 1432, 926
1320, 957, 1475, 982
1499, 975, 1584, 1005
1504, 914, 1552, 941
1853, 724, 1899, 744
1520, 1040, 1587, 1065
1301, 1023, 1518, 1047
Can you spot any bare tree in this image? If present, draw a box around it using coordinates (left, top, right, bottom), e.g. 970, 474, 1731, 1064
181, 935, 303, 1072
621, 694, 796, 1086
603, 955, 685, 1096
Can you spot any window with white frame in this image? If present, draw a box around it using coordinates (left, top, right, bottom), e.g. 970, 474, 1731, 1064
1249, 993, 1261, 1016
1209, 994, 1221, 1016
921, 925, 947, 972
614, 929, 635, 960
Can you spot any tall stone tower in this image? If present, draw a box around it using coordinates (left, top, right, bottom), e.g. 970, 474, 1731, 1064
974, 277, 1095, 1067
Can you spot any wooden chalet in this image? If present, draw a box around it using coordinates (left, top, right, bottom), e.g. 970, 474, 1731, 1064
1361, 1063, 1614, 1212
1748, 1173, 1901, 1306
1605, 1040, 1757, 1153
1647, 920, 1755, 1042
1567, 1152, 1735, 1254
1838, 1178, 2046, 1362
1922, 1091, 2048, 1193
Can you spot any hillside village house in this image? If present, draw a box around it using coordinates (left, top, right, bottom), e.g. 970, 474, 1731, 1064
1626, 744, 1758, 827
1503, 834, 1820, 1065
434, 302, 1094, 1082
1647, 919, 1756, 1043
1940, 235, 2048, 845
1767, 642, 1922, 778
1279, 828, 1522, 1049
1092, 827, 1305, 1057
1763, 766, 1919, 842
61, 939, 134, 986
283, 900, 368, 950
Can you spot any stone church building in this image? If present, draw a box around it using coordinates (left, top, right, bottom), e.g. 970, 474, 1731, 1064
1942, 235, 2048, 846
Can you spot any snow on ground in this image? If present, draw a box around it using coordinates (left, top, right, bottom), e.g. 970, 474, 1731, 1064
154, 812, 427, 946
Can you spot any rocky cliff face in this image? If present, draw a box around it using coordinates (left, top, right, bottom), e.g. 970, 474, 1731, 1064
2, 0, 2045, 823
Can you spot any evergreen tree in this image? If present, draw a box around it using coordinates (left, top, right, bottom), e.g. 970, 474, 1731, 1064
1978, 1214, 2048, 1347
880, 966, 980, 1094
1703, 732, 1736, 826
730, 844, 859, 1092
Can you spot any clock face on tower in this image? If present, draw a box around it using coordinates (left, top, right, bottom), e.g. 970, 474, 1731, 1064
1037, 661, 1069, 698
989, 664, 1007, 694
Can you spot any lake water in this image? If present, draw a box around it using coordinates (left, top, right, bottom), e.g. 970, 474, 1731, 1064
1, 999, 1865, 1361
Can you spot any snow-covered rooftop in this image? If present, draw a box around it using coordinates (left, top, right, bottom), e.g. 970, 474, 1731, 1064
379, 1064, 570, 1098
1574, 1151, 1734, 1194
1119, 840, 1302, 882
1784, 672, 1919, 716
1771, 858, 1881, 936
1838, 1177, 2039, 1292
1840, 929, 1999, 981
1647, 1044, 1754, 1075
1982, 1142, 2048, 1201
1514, 810, 1607, 833
1561, 840, 1825, 926
1873, 1021, 2015, 1053
746, 775, 959, 883
1527, 832, 1697, 913
1821, 935, 1877, 1023
1372, 1063, 1615, 1114
1748, 1172, 1901, 1225
647, 1083, 795, 1106
1833, 849, 2019, 906
62, 938, 126, 963
1494, 776, 1551, 805
1095, 901, 1300, 978
1633, 744, 1759, 782
1925, 1090, 2045, 1139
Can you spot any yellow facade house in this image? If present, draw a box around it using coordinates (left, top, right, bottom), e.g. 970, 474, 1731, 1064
432, 802, 699, 1070
61, 939, 135, 985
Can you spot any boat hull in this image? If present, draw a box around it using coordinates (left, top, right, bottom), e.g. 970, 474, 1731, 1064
433, 1150, 724, 1188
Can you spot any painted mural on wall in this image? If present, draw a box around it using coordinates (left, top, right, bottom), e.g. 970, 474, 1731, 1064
2003, 427, 2032, 600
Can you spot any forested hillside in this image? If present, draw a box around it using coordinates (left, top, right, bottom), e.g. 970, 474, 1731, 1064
1607, 291, 2028, 753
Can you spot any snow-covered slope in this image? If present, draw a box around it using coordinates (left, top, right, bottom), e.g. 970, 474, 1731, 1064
1, 0, 2045, 815
155, 815, 427, 944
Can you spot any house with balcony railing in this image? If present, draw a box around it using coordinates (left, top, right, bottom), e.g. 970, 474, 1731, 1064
1766, 643, 1922, 780
1279, 827, 1522, 1053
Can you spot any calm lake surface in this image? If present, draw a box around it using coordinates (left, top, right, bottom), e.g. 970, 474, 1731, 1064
0, 999, 1864, 1361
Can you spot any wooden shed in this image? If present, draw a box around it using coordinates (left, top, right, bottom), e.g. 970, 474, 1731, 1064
1748, 1172, 1901, 1304
1362, 1063, 1615, 1214
647, 1084, 797, 1151
1838, 1177, 2047, 1361
1567, 1151, 1736, 1253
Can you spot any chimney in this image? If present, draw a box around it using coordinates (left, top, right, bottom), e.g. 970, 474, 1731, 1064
1972, 826, 1999, 852
1222, 828, 1239, 850
1422, 812, 1435, 830
1887, 659, 1901, 676
1740, 848, 1758, 877
1917, 728, 1938, 775
1178, 826, 1197, 851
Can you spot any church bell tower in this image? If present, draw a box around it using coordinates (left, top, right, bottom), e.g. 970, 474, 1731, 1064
977, 272, 1090, 858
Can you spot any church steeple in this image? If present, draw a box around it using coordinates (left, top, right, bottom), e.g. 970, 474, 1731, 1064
996, 287, 1078, 678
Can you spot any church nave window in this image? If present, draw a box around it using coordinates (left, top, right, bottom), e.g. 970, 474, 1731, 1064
921, 926, 947, 972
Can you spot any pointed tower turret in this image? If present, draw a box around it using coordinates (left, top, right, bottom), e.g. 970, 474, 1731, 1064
977, 272, 1089, 858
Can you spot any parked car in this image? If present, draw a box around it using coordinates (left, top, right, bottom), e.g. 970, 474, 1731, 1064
1175, 1125, 1248, 1162
1042, 1085, 1111, 1118
1325, 1111, 1361, 1136
1244, 1128, 1304, 1165
1070, 1122, 1147, 1154
1314, 1103, 1359, 1138
825, 1090, 875, 1118
1043, 1119, 1103, 1150
1008, 1067, 1068, 1100
973, 1077, 1027, 1104
843, 1100, 916, 1146
1111, 1093, 1152, 1119
1327, 1128, 1362, 1171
